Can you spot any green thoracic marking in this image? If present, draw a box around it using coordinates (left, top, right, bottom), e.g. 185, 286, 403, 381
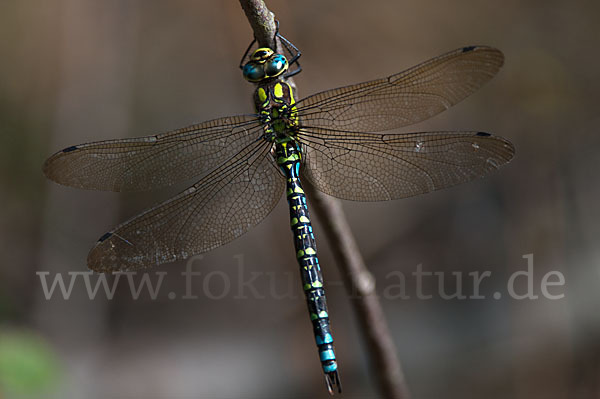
257, 87, 267, 103
312, 281, 323, 288
299, 216, 310, 223
319, 311, 328, 318
274, 135, 294, 144
274, 83, 284, 98
278, 154, 300, 165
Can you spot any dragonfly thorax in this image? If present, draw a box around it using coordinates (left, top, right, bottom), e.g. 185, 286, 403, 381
254, 81, 299, 142
242, 48, 289, 83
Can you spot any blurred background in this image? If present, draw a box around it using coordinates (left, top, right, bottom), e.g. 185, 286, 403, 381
1, 0, 599, 398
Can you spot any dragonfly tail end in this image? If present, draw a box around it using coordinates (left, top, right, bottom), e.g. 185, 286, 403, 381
325, 370, 342, 395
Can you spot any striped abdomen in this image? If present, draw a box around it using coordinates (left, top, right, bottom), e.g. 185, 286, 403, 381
274, 139, 341, 393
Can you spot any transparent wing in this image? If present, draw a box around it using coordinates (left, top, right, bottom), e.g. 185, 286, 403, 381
296, 46, 503, 132
43, 115, 263, 191
87, 139, 283, 272
299, 129, 514, 201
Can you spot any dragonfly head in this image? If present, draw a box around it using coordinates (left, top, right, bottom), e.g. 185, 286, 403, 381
242, 48, 289, 83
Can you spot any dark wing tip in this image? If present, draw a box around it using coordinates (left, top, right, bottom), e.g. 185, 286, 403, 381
42, 145, 81, 184
87, 239, 112, 273
501, 137, 516, 160
87, 237, 126, 273
87, 230, 154, 273
62, 145, 78, 153
466, 45, 504, 68
479, 132, 516, 164
456, 45, 505, 71
87, 231, 129, 273
98, 232, 112, 242
42, 151, 61, 182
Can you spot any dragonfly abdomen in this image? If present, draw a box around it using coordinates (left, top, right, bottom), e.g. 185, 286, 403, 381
275, 140, 341, 394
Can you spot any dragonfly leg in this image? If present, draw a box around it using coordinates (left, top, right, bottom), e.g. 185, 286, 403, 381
277, 30, 302, 78
239, 37, 257, 69
278, 31, 301, 65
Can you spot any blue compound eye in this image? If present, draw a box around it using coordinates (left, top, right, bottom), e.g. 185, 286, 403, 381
264, 54, 288, 77
242, 62, 265, 82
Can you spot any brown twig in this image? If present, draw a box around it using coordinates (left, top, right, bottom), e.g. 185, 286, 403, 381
237, 1, 410, 398
238, 0, 276, 49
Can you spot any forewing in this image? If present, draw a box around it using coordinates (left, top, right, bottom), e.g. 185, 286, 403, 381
87, 140, 283, 272
43, 115, 263, 191
296, 46, 503, 132
299, 129, 514, 201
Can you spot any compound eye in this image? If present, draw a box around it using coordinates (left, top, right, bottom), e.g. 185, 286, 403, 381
264, 54, 288, 77
242, 62, 265, 82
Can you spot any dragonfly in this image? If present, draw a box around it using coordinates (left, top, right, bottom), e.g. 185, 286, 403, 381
43, 29, 514, 394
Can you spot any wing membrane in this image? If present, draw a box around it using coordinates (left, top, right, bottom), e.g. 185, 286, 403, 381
43, 115, 263, 191
299, 129, 514, 201
296, 46, 503, 132
87, 139, 283, 272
